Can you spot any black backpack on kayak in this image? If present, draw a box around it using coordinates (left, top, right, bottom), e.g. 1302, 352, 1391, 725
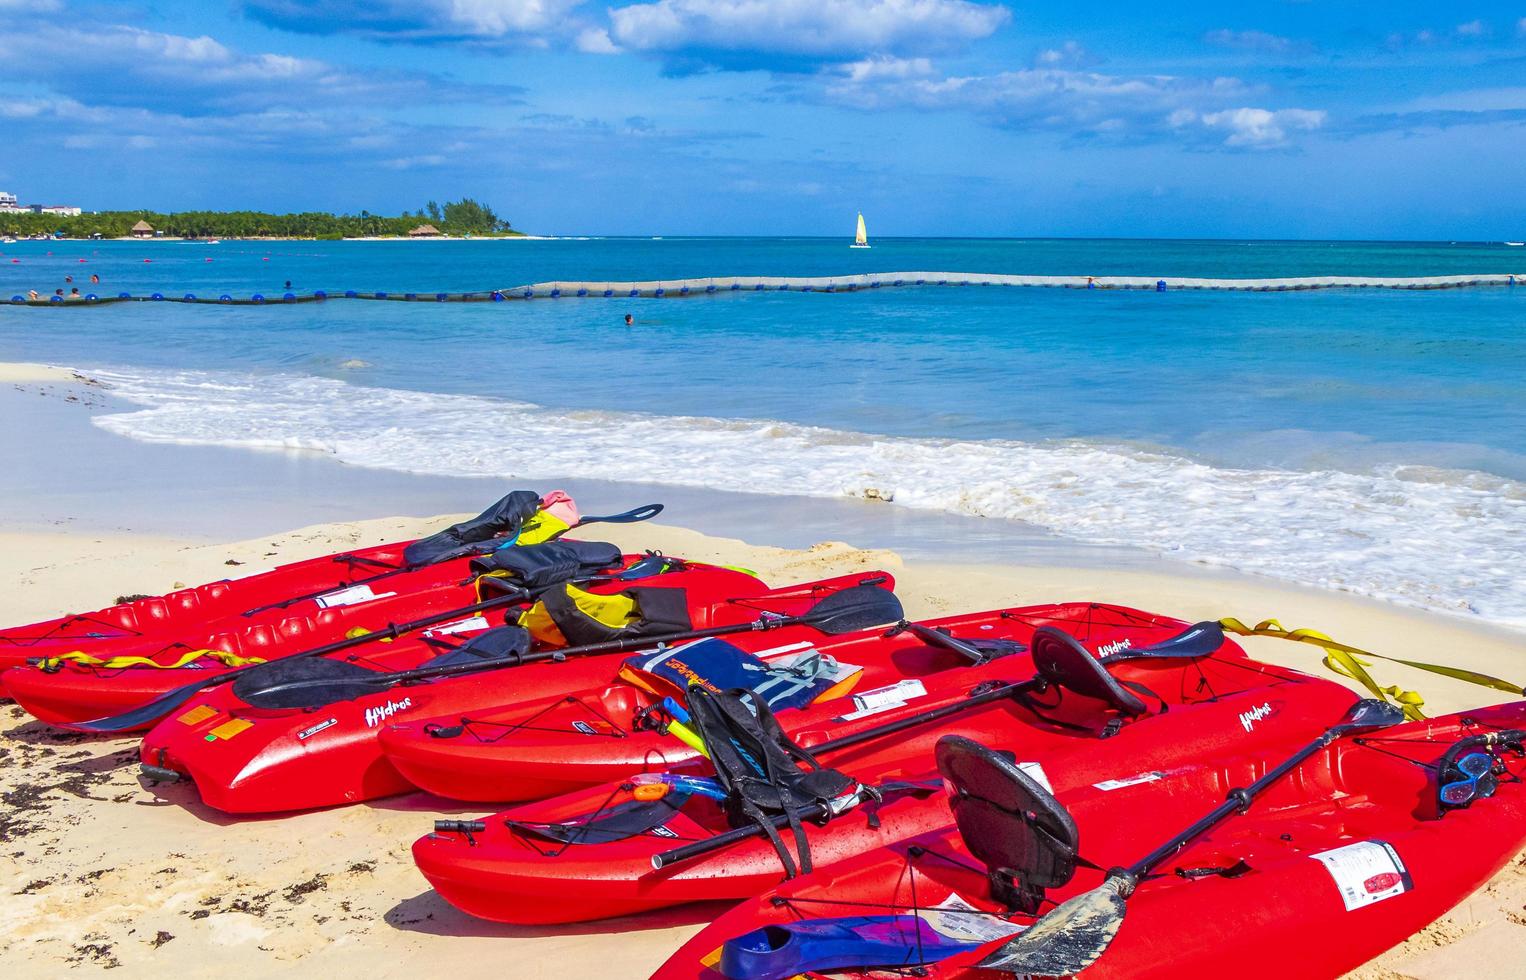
686, 686, 874, 879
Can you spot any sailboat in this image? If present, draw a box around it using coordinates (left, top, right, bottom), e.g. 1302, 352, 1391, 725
851, 212, 869, 248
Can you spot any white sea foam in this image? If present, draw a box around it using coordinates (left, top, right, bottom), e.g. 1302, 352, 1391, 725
89, 366, 1526, 629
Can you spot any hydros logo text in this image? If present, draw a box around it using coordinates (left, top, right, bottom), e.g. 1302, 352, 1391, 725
1095, 639, 1132, 657
365, 697, 413, 728
1239, 702, 1273, 732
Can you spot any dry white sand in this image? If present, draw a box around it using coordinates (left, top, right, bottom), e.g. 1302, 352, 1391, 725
1, 514, 1523, 978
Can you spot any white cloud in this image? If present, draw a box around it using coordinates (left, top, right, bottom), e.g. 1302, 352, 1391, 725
1034, 40, 1091, 68
609, 0, 1010, 59
1185, 107, 1326, 148
0, 23, 518, 114
1204, 29, 1310, 56
1519, 17, 1526, 36
1455, 19, 1486, 38
576, 27, 620, 53
242, 0, 584, 42
824, 59, 1325, 148
839, 55, 934, 82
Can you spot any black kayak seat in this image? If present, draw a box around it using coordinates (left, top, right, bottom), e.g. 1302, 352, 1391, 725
936, 734, 1080, 914
1030, 627, 1148, 718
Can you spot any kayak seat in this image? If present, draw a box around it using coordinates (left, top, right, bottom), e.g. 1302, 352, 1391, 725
1032, 627, 1149, 718
936, 734, 1080, 914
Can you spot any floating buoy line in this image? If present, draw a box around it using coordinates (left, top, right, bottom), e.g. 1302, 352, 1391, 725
8, 271, 1522, 306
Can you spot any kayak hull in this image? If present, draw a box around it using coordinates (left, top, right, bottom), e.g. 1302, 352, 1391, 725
138, 570, 885, 813
413, 653, 1357, 924
653, 701, 1526, 980
380, 604, 1221, 804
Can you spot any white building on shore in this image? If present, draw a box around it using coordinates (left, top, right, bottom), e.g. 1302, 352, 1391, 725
0, 192, 82, 215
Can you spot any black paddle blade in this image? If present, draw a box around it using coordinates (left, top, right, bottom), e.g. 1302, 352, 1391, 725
71, 677, 223, 733
1335, 697, 1407, 733
799, 585, 904, 634
233, 657, 381, 709
978, 876, 1129, 977
1124, 621, 1225, 660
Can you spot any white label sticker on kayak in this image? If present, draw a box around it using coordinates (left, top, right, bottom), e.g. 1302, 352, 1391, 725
1312, 841, 1411, 911
1017, 761, 1052, 793
425, 615, 489, 637
1094, 771, 1164, 791
918, 893, 1026, 944
315, 584, 396, 609
853, 679, 927, 713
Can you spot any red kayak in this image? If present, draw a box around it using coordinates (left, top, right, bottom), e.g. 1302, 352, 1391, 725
654, 700, 1526, 980
0, 490, 634, 690
411, 622, 1358, 925
137, 570, 888, 814
3, 537, 668, 727
381, 604, 1212, 803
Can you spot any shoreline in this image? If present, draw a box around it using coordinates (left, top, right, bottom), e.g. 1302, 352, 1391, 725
1, 512, 1522, 978
2, 360, 1522, 639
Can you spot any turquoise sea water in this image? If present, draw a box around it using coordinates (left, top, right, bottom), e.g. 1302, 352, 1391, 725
2, 238, 1524, 626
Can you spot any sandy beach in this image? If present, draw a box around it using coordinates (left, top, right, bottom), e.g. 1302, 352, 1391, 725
1, 362, 1523, 978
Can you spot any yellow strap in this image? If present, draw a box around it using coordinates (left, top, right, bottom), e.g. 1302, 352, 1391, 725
1218, 618, 1525, 722
38, 648, 267, 671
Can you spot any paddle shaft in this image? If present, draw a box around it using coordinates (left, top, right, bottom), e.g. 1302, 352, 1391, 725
813, 641, 1206, 756
1127, 720, 1356, 879
650, 638, 1227, 870
264, 614, 811, 697
651, 802, 832, 870
237, 503, 662, 616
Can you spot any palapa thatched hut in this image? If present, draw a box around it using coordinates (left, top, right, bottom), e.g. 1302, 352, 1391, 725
408, 223, 442, 237
130, 220, 154, 238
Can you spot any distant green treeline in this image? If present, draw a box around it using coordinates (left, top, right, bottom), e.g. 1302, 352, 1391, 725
0, 198, 518, 239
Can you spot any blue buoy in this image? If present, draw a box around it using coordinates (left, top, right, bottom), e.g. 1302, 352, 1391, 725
778, 284, 788, 291
251, 294, 265, 303
345, 289, 358, 298
375, 291, 388, 299
219, 294, 233, 302
730, 283, 740, 291
1156, 280, 1167, 292
915, 279, 925, 285
436, 293, 448, 302
550, 288, 561, 298
50, 295, 62, 303
151, 292, 164, 300
118, 292, 131, 299
801, 285, 813, 292
314, 290, 327, 299
283, 292, 297, 302
10, 295, 24, 303
680, 286, 691, 295
184, 293, 196, 301
628, 288, 639, 297
705, 284, 716, 293
404, 292, 418, 300
893, 280, 903, 286
522, 289, 533, 298
577, 288, 588, 297
85, 294, 98, 302
491, 291, 504, 301
654, 288, 665, 297
936, 280, 947, 286
753, 283, 764, 291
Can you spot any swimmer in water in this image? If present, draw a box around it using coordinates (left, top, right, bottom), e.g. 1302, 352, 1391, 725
624, 313, 633, 326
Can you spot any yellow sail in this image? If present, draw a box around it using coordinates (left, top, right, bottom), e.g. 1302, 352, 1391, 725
852, 212, 869, 248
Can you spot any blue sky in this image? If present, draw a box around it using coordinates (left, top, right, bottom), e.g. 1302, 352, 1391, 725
2, 1, 1525, 237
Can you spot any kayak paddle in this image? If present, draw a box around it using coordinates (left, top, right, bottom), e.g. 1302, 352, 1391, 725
68, 584, 531, 733
978, 697, 1407, 977
239, 501, 663, 617
649, 620, 1229, 871
226, 584, 905, 712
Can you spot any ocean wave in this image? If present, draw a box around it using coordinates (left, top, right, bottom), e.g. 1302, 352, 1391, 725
88, 366, 1526, 629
